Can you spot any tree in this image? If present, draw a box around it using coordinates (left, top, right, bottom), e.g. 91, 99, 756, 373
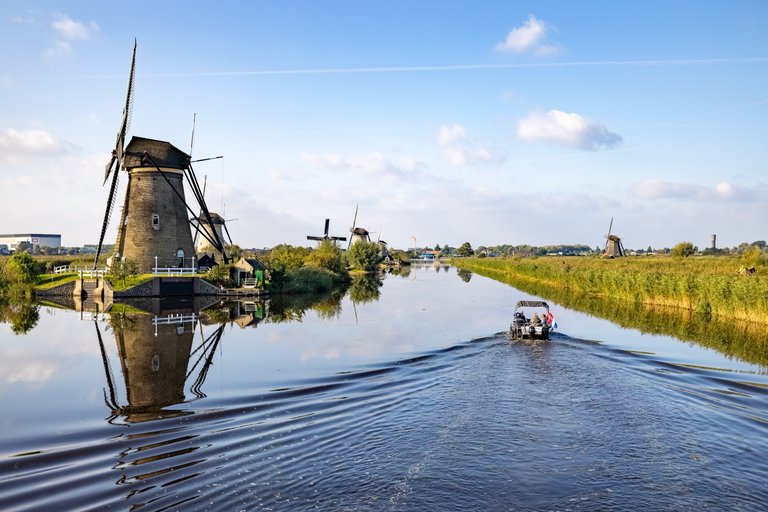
110, 258, 139, 285
671, 241, 695, 258
455, 242, 474, 257
306, 240, 347, 277
227, 244, 243, 260
5, 252, 40, 284
347, 240, 383, 271
268, 245, 309, 275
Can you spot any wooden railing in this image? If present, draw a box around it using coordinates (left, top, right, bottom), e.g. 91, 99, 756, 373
152, 313, 197, 326
78, 269, 108, 278
152, 267, 197, 276
53, 264, 95, 274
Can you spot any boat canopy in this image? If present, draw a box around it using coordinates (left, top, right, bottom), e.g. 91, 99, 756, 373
515, 300, 549, 309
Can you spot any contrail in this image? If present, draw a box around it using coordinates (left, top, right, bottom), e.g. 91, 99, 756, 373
17, 57, 768, 80
141, 57, 768, 78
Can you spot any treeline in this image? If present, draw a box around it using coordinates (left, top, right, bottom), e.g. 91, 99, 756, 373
453, 255, 768, 324
436, 240, 768, 258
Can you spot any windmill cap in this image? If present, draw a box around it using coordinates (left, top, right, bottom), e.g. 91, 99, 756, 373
124, 136, 190, 169
197, 212, 225, 224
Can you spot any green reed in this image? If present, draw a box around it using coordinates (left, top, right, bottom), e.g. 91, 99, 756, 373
454, 256, 768, 324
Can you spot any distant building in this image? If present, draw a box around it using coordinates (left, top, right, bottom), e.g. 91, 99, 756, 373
0, 233, 61, 252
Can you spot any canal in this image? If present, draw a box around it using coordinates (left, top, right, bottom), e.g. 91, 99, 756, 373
1, 264, 767, 510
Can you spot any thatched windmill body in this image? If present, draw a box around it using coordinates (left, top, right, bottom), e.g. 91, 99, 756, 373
347, 205, 372, 248
603, 217, 625, 258
95, 42, 227, 273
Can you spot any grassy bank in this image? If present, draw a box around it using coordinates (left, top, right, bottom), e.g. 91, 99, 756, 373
453, 256, 768, 324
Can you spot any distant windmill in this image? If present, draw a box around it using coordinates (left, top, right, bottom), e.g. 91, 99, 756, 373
603, 217, 625, 258
193, 212, 236, 255
347, 204, 372, 249
190, 176, 235, 257
376, 229, 390, 260
94, 41, 228, 272
307, 218, 347, 246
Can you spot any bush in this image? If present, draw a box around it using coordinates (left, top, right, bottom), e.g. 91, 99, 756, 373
283, 266, 337, 294
743, 245, 763, 267
671, 241, 695, 258
205, 264, 233, 287
347, 240, 383, 271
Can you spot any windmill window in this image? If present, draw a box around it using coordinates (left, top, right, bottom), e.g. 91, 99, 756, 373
151, 214, 160, 230
176, 249, 185, 258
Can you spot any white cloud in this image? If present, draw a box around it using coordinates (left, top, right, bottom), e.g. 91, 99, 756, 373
45, 15, 98, 58
437, 124, 499, 167
0, 358, 58, 384
44, 40, 71, 58
629, 180, 767, 203
438, 124, 467, 146
517, 110, 622, 151
52, 15, 97, 40
496, 14, 559, 55
0, 128, 67, 161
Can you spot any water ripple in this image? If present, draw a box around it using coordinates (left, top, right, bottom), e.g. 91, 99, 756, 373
2, 334, 767, 511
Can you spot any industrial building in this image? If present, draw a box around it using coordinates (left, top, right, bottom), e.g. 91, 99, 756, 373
0, 233, 62, 252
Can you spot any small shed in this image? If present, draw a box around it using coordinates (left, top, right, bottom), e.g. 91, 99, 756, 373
232, 257, 266, 287
197, 254, 218, 270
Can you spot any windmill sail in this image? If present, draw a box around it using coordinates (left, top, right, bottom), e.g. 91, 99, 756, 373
307, 218, 346, 242
94, 40, 136, 269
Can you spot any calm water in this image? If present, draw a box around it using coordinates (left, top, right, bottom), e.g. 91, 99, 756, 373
1, 265, 767, 511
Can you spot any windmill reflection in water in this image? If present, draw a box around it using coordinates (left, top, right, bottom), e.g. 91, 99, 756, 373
93, 307, 240, 424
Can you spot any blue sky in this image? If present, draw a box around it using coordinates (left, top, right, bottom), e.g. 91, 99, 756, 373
1, 1, 767, 251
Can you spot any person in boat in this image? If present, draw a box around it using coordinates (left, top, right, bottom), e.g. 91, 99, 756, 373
530, 313, 542, 326
515, 311, 527, 325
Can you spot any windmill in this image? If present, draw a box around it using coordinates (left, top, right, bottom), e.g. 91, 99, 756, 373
193, 212, 236, 255
347, 204, 371, 249
190, 176, 235, 257
376, 229, 390, 260
94, 41, 228, 273
307, 218, 346, 246
603, 217, 625, 258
